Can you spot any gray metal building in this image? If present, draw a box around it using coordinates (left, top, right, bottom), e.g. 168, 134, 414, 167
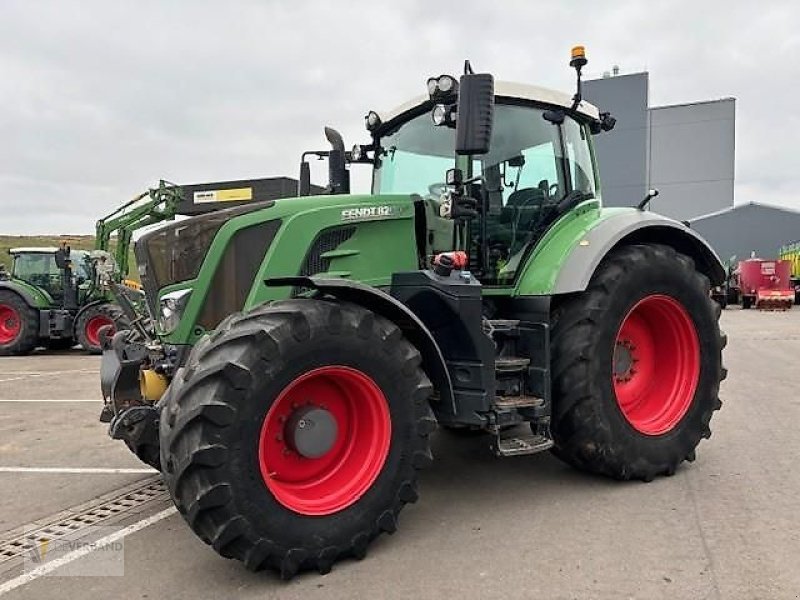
579, 71, 800, 260
583, 72, 736, 221
689, 202, 800, 262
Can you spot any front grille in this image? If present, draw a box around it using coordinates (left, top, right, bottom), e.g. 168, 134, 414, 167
300, 226, 356, 276
135, 200, 276, 315
196, 219, 281, 331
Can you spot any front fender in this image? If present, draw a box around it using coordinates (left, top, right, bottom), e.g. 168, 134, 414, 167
266, 276, 455, 413
515, 205, 725, 296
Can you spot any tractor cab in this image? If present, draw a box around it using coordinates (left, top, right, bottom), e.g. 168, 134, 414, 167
301, 49, 615, 287
368, 82, 602, 284
9, 247, 91, 305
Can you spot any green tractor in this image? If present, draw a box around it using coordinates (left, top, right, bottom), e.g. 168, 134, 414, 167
100, 48, 726, 578
0, 182, 183, 356
0, 245, 130, 355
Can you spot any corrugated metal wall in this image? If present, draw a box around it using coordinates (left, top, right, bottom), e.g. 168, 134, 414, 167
689, 203, 800, 260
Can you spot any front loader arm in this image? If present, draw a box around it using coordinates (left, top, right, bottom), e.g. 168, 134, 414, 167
95, 180, 183, 278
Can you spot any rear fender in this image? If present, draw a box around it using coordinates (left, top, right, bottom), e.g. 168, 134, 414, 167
0, 280, 50, 308
515, 208, 725, 296
266, 276, 455, 413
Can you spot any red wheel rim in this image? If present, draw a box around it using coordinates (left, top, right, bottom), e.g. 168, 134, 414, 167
613, 295, 700, 435
85, 315, 115, 347
258, 366, 391, 515
0, 304, 21, 344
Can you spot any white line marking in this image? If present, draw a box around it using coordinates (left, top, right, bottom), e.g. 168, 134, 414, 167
0, 467, 157, 474
0, 399, 100, 403
0, 369, 99, 383
0, 506, 177, 596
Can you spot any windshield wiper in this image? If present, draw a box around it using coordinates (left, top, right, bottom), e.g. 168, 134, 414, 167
531, 190, 595, 239
554, 189, 594, 213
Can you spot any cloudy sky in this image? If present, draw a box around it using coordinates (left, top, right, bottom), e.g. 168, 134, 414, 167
1, 0, 798, 234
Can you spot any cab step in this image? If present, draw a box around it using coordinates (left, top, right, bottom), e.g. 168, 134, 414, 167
495, 356, 530, 372
494, 395, 544, 410
494, 432, 554, 457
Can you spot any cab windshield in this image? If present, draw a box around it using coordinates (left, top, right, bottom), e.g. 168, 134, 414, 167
12, 252, 62, 299
373, 102, 597, 284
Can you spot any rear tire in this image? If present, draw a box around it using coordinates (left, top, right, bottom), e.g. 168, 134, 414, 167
549, 244, 725, 481
75, 303, 128, 354
159, 299, 435, 578
0, 291, 38, 356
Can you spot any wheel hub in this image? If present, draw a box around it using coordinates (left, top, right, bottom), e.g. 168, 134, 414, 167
0, 304, 21, 344
284, 406, 338, 458
258, 365, 392, 516
613, 339, 637, 382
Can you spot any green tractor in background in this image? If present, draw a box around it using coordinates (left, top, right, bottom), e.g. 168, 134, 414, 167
0, 245, 130, 355
0, 183, 181, 356
100, 47, 726, 578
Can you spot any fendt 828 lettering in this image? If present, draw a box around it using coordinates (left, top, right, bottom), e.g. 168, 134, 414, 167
99, 47, 726, 578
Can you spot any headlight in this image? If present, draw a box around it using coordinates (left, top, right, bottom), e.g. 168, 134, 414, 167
364, 111, 381, 131
437, 75, 456, 93
158, 288, 192, 334
431, 103, 456, 127
426, 77, 439, 96
426, 74, 459, 101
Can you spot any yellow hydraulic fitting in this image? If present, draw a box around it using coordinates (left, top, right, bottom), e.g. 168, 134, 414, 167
140, 369, 168, 402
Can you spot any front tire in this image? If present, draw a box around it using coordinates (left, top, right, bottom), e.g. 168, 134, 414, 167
75, 303, 128, 354
159, 299, 435, 578
549, 244, 725, 481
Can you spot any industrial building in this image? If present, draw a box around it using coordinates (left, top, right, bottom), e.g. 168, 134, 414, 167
689, 202, 800, 261
583, 71, 800, 260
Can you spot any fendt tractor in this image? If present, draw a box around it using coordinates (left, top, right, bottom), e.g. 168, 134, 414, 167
0, 244, 130, 355
0, 183, 181, 356
100, 47, 726, 578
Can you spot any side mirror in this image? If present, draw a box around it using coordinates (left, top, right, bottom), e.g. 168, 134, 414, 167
298, 161, 311, 196
455, 73, 494, 155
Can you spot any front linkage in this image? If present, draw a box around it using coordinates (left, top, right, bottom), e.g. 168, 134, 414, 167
99, 327, 175, 469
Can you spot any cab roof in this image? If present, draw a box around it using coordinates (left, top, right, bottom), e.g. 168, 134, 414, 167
9, 247, 89, 255
9, 247, 59, 254
376, 80, 600, 129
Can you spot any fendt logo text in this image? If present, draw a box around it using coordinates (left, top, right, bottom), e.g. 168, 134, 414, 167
341, 206, 394, 221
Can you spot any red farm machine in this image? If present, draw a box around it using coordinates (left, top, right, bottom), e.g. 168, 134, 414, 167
736, 258, 794, 310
